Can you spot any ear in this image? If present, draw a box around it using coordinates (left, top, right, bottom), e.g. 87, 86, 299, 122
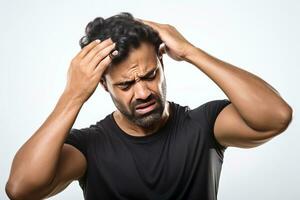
159, 56, 164, 70
158, 43, 166, 69
100, 78, 108, 92
159, 43, 167, 55
158, 52, 164, 69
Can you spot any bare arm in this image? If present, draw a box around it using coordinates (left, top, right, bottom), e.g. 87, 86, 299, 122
141, 19, 293, 148
186, 48, 292, 148
6, 38, 117, 199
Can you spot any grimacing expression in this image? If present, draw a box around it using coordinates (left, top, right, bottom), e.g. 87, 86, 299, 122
104, 42, 167, 128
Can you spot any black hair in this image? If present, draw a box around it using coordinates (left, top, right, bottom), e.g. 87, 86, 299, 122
79, 12, 163, 64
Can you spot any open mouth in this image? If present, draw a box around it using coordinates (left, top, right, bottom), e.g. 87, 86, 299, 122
135, 99, 157, 115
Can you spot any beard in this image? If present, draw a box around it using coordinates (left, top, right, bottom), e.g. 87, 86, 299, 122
110, 80, 167, 129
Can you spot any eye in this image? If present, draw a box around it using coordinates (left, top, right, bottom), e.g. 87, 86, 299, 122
146, 70, 157, 80
118, 83, 131, 90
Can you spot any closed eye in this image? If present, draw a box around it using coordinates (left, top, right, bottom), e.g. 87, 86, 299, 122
115, 67, 159, 90
118, 82, 132, 90
143, 69, 157, 81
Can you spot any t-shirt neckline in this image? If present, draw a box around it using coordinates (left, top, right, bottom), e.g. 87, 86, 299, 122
109, 101, 175, 143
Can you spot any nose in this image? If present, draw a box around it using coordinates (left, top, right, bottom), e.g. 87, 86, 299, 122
134, 80, 151, 100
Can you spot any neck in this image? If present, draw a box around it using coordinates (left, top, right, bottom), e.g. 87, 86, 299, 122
113, 101, 170, 137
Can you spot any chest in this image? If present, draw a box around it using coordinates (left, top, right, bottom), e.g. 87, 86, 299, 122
85, 124, 210, 197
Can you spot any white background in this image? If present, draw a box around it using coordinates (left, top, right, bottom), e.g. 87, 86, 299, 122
1, 0, 299, 199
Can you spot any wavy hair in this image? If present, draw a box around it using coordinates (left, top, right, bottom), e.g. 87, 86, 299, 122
79, 12, 163, 64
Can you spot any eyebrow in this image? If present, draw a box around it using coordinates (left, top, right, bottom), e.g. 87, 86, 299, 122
113, 66, 159, 86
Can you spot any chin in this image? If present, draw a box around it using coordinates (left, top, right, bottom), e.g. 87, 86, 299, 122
133, 111, 163, 129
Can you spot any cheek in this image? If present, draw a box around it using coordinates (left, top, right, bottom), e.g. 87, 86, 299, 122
106, 81, 134, 108
108, 83, 130, 102
115, 89, 134, 106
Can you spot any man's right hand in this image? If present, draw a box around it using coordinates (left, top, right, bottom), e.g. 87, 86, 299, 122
5, 38, 117, 200
64, 38, 116, 103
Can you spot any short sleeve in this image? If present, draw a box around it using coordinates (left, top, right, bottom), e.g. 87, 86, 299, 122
189, 99, 231, 151
203, 99, 231, 150
64, 128, 90, 157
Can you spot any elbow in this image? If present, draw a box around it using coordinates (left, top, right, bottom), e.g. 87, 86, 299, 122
5, 180, 25, 200
274, 104, 293, 133
5, 178, 41, 200
6, 177, 52, 200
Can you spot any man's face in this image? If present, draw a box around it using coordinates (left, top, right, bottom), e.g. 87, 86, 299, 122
104, 42, 167, 129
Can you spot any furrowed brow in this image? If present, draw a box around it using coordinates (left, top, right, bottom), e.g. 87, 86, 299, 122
113, 65, 159, 86
114, 79, 135, 86
139, 66, 159, 79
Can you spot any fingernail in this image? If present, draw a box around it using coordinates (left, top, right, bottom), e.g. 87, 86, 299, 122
95, 39, 101, 43
112, 50, 118, 56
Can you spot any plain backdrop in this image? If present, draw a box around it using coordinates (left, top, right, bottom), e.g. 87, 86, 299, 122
1, 0, 299, 199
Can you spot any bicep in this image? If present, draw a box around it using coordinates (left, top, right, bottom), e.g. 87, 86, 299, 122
214, 104, 278, 148
45, 144, 87, 198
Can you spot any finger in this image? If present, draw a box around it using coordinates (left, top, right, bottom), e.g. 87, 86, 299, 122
94, 55, 112, 76
82, 38, 114, 63
89, 42, 117, 70
76, 39, 101, 58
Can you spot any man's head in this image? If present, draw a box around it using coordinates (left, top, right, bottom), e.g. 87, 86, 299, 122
80, 13, 167, 129
79, 12, 162, 65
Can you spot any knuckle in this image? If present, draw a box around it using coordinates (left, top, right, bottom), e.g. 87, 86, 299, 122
97, 56, 110, 68
87, 48, 97, 56
97, 51, 106, 59
104, 56, 112, 64
93, 44, 102, 51
104, 54, 111, 61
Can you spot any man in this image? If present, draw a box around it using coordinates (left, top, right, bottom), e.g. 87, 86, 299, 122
6, 12, 292, 200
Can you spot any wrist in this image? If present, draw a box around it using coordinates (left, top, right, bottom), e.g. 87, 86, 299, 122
60, 89, 85, 109
183, 46, 204, 63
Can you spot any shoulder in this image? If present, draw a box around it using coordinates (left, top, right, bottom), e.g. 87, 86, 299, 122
170, 100, 231, 152
169, 99, 231, 122
188, 99, 231, 126
65, 114, 113, 152
71, 113, 113, 135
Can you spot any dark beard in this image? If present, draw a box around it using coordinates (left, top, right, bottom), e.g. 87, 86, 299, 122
111, 80, 167, 129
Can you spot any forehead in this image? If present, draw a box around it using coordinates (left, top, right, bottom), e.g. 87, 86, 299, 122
107, 42, 158, 81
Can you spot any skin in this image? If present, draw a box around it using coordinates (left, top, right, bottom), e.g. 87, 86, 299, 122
6, 19, 293, 199
6, 38, 116, 199
140, 19, 293, 148
104, 42, 169, 135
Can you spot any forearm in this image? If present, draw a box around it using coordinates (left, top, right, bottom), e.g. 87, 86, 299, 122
7, 91, 83, 195
185, 47, 292, 131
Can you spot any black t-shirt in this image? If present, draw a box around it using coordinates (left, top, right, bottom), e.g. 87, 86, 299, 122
65, 100, 231, 200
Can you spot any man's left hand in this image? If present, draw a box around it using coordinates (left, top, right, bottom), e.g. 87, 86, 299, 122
139, 19, 195, 61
